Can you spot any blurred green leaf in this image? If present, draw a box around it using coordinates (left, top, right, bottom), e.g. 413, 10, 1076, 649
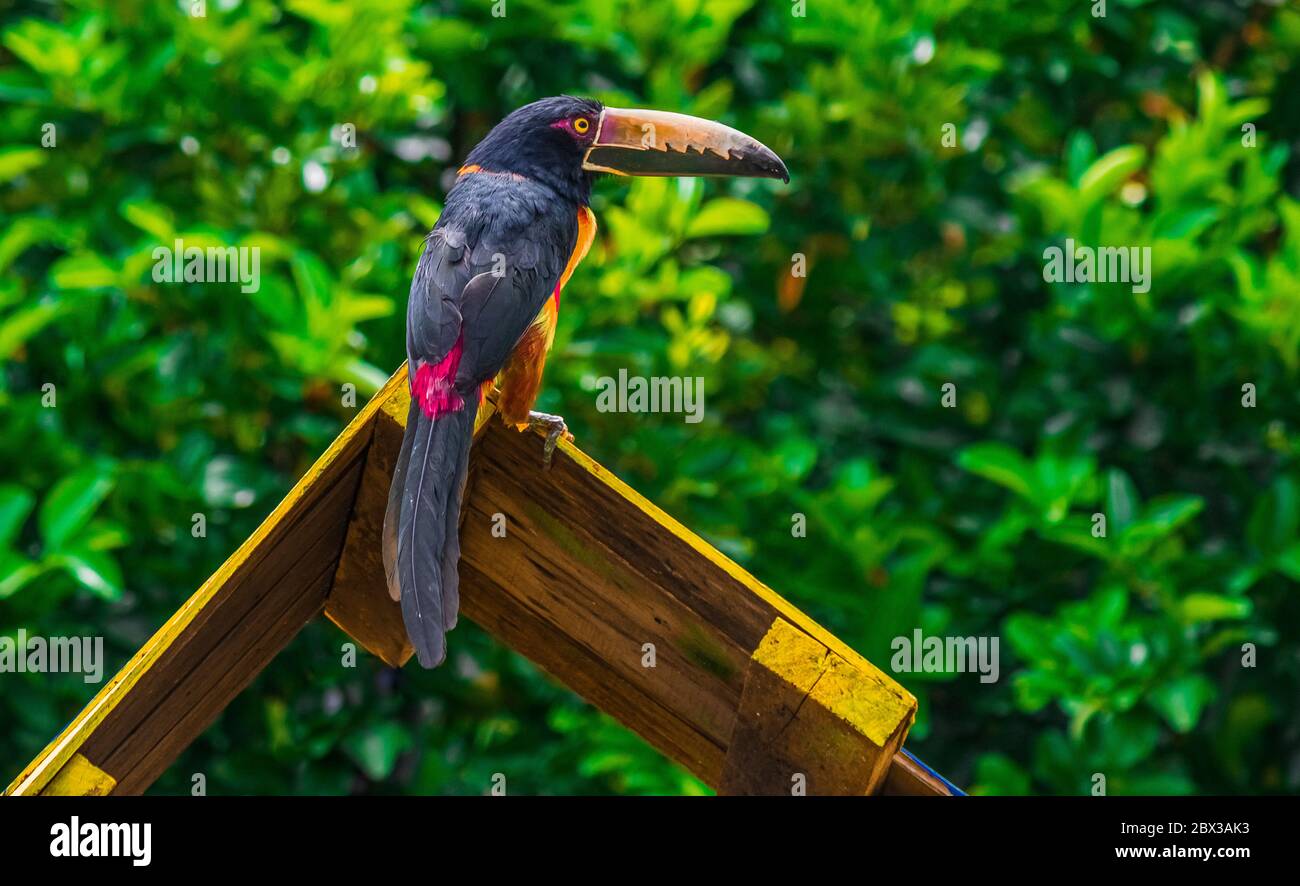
0, 485, 35, 547
0, 147, 46, 182
1106, 469, 1138, 534
1149, 676, 1215, 734
684, 198, 769, 238
50, 254, 118, 290
1178, 593, 1251, 624
38, 470, 114, 551
343, 724, 412, 781
0, 551, 42, 599
58, 547, 124, 600
0, 301, 64, 360
1079, 145, 1146, 205
957, 443, 1035, 499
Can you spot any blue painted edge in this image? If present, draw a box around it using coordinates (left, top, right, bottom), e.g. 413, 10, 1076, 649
900, 747, 967, 796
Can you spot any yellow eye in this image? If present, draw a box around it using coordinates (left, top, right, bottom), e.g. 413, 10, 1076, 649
574, 117, 590, 134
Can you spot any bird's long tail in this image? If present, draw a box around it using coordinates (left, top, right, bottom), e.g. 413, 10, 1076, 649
382, 399, 474, 668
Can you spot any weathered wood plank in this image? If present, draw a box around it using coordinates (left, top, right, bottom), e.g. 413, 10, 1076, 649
102, 473, 359, 794
324, 410, 412, 667
85, 455, 363, 776
4, 376, 387, 796
110, 556, 339, 795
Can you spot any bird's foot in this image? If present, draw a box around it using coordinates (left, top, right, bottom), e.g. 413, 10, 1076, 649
527, 411, 574, 469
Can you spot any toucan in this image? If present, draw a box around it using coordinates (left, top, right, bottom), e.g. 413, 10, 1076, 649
383, 96, 789, 667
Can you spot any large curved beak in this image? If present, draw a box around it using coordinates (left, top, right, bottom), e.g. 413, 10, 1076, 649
582, 107, 789, 183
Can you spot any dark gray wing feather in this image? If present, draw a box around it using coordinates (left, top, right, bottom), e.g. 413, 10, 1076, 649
383, 175, 580, 668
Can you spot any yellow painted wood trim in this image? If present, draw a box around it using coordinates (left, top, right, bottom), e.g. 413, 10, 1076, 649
5, 372, 402, 797
755, 619, 913, 747
751, 617, 828, 693
40, 752, 116, 796
721, 618, 914, 795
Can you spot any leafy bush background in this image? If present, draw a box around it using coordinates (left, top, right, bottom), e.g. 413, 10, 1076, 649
2, 0, 1297, 795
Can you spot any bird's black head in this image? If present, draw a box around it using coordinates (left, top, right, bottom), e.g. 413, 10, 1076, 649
459, 95, 789, 206
462, 96, 604, 205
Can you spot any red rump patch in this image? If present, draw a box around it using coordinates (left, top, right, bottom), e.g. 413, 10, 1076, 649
412, 335, 465, 418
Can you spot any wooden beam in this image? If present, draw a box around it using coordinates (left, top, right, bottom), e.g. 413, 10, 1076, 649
3, 372, 395, 796
327, 366, 917, 791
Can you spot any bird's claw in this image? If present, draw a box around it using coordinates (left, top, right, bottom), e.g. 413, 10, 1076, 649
527, 411, 573, 469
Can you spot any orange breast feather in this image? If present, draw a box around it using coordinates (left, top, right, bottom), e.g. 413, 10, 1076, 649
489, 207, 596, 429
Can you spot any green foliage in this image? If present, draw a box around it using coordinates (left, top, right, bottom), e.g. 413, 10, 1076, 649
1, 0, 1297, 795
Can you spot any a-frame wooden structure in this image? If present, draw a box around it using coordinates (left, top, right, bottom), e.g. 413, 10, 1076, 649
7, 367, 956, 796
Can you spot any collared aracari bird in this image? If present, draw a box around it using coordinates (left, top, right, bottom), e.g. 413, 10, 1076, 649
383, 96, 788, 667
